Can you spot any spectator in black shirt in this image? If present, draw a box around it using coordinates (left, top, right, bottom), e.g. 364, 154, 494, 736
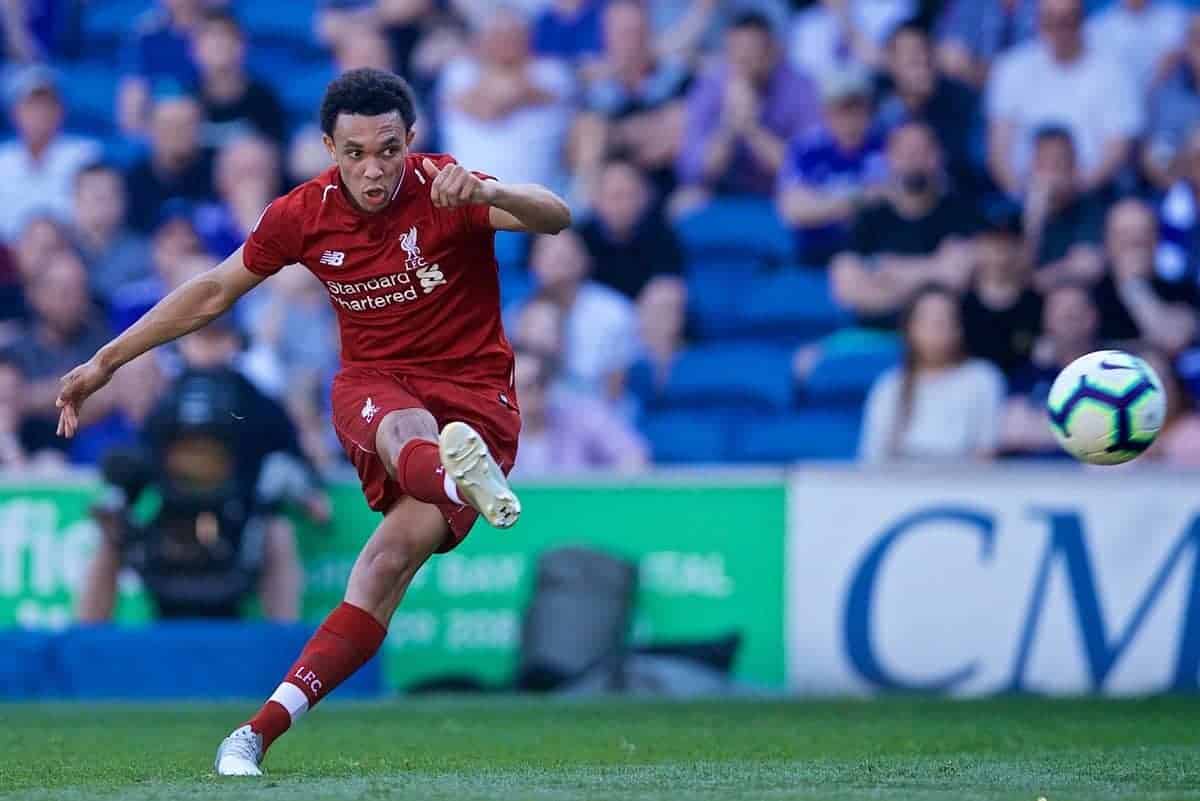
877, 20, 985, 195
193, 10, 287, 148
125, 94, 216, 233
77, 316, 327, 622
1022, 125, 1105, 290
1092, 198, 1198, 354
961, 216, 1043, 377
578, 159, 683, 301
0, 354, 61, 469
572, 0, 692, 196
1001, 283, 1101, 458
832, 120, 980, 323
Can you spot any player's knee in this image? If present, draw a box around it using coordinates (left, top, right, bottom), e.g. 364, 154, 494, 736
375, 408, 439, 466
364, 542, 421, 588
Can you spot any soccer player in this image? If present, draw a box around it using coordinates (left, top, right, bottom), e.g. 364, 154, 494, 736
53, 68, 571, 776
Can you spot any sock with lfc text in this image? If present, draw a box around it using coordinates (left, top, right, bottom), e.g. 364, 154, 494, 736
395, 438, 462, 506
246, 602, 387, 751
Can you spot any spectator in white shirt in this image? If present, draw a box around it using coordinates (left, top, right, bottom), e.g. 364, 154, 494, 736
438, 7, 574, 193
986, 0, 1142, 197
860, 285, 1006, 464
0, 65, 100, 242
789, 0, 915, 83
510, 347, 649, 478
525, 229, 638, 404
1086, 0, 1185, 95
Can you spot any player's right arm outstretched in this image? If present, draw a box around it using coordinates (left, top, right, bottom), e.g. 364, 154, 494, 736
56, 246, 266, 438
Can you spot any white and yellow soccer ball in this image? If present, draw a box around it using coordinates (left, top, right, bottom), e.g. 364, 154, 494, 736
1047, 349, 1166, 465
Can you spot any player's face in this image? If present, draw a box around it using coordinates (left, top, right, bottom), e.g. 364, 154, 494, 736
324, 111, 414, 214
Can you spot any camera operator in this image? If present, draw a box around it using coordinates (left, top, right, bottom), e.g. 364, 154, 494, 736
76, 315, 329, 622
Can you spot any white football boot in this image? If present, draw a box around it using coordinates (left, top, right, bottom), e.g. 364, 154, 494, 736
214, 725, 264, 776
439, 421, 521, 528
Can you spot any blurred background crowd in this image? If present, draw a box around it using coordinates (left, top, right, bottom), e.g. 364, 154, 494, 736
2, 0, 1200, 480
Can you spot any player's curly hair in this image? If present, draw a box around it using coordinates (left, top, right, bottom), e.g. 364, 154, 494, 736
319, 68, 417, 137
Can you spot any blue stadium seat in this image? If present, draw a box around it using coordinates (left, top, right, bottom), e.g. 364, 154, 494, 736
675, 198, 791, 261
81, 0, 150, 52
686, 263, 752, 340
246, 42, 305, 83
58, 62, 121, 136
641, 410, 731, 463
101, 136, 148, 169
498, 262, 532, 307
275, 60, 336, 124
802, 340, 901, 404
659, 344, 795, 412
494, 230, 529, 272
233, 0, 320, 44
729, 409, 862, 463
726, 268, 851, 342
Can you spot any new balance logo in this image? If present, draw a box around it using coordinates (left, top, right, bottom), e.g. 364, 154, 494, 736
361, 397, 379, 423
320, 250, 345, 267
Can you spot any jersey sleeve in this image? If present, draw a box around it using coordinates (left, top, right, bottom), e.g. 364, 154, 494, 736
462, 171, 495, 233
242, 193, 304, 277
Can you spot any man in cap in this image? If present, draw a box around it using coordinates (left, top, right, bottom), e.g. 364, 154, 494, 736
0, 65, 100, 241
776, 67, 887, 266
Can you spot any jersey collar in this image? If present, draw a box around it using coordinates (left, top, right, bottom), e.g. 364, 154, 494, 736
322, 158, 413, 225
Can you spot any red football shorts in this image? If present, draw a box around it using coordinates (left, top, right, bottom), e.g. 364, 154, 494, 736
330, 366, 521, 552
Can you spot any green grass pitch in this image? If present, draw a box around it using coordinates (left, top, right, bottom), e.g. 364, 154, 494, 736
1, 696, 1197, 800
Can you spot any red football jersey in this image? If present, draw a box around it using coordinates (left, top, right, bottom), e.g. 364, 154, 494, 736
243, 153, 514, 385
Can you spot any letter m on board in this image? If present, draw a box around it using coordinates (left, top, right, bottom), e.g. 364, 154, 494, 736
1009, 511, 1200, 691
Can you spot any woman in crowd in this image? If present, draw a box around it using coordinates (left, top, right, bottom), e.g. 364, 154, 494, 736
859, 285, 1006, 463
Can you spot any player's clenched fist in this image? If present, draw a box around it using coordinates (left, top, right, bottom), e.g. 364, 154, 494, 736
422, 158, 495, 208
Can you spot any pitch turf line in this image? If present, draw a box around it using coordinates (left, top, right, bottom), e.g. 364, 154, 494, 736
1, 697, 1197, 801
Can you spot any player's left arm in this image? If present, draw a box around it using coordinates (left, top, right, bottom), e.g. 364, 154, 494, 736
421, 158, 571, 234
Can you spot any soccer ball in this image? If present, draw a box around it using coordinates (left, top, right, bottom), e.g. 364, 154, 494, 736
1047, 349, 1166, 465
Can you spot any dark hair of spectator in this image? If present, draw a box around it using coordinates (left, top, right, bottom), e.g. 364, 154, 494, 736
1032, 124, 1076, 153
886, 18, 931, 48
728, 10, 774, 36
890, 285, 968, 455
75, 161, 122, 188
886, 117, 937, 148
320, 68, 417, 137
200, 8, 243, 38
978, 209, 1023, 239
600, 154, 645, 178
0, 352, 24, 376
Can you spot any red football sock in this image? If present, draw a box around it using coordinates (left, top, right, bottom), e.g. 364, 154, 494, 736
246, 602, 386, 751
396, 439, 461, 505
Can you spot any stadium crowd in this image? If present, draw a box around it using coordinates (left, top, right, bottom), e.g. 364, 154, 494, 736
0, 0, 1199, 476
